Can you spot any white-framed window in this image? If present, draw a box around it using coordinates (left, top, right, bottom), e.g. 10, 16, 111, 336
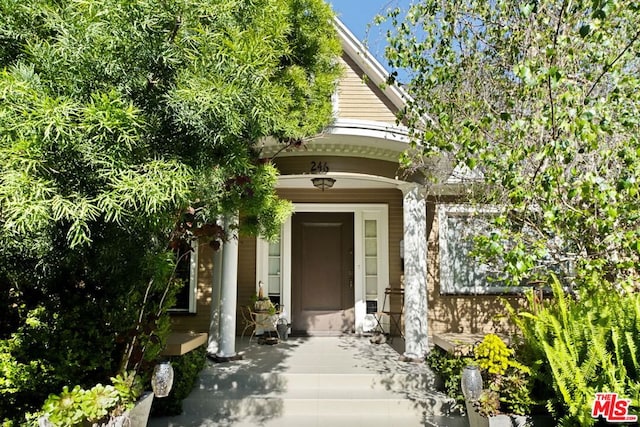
266, 238, 283, 306
169, 238, 198, 313
439, 204, 573, 294
438, 205, 513, 294
256, 229, 286, 309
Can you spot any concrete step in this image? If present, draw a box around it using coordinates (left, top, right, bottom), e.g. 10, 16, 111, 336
184, 396, 437, 416
183, 389, 459, 410
150, 412, 468, 427
183, 371, 461, 421
196, 371, 440, 394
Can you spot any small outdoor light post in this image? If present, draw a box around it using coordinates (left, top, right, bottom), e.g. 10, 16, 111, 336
151, 360, 174, 398
461, 365, 483, 401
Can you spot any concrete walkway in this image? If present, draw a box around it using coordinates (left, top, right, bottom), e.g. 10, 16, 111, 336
149, 336, 466, 427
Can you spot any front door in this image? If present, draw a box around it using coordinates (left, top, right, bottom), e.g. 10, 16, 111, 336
291, 212, 354, 335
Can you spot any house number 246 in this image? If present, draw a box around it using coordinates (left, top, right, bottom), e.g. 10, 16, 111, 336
310, 161, 329, 173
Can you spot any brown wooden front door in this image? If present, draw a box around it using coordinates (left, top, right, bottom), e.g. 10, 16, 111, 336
291, 212, 354, 335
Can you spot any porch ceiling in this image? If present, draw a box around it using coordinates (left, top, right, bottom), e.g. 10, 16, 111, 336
277, 172, 404, 190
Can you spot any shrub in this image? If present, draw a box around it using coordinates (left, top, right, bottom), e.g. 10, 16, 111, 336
426, 347, 469, 406
0, 230, 177, 425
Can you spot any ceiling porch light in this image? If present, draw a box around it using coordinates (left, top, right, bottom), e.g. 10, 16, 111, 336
311, 177, 336, 191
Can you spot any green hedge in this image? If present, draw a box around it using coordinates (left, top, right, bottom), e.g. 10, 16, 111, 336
150, 345, 207, 416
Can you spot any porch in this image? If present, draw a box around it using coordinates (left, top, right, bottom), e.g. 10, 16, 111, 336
149, 336, 466, 427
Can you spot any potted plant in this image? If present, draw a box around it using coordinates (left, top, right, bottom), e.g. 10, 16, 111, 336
253, 282, 277, 315
461, 334, 536, 427
36, 372, 153, 427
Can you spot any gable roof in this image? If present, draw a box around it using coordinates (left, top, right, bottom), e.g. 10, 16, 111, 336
259, 18, 412, 163
259, 18, 471, 191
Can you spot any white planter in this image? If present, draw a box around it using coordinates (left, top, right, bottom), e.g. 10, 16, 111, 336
99, 392, 154, 427
465, 400, 531, 427
40, 392, 154, 427
127, 391, 154, 427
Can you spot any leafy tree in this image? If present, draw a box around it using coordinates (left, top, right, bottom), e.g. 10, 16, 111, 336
381, 0, 640, 289
380, 0, 640, 424
0, 0, 341, 422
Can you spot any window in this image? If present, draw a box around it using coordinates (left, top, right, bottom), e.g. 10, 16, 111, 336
170, 239, 198, 313
267, 239, 282, 306
439, 205, 509, 294
364, 219, 379, 312
439, 205, 575, 294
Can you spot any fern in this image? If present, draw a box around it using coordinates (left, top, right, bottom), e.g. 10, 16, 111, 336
509, 275, 640, 426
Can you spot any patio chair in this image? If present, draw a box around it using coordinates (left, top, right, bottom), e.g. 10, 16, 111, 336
373, 287, 404, 340
240, 305, 280, 342
240, 305, 257, 341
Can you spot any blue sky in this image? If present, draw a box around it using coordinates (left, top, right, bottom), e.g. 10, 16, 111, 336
329, 0, 412, 72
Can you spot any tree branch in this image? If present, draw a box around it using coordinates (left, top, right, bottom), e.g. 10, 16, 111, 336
548, 0, 567, 141
586, 28, 640, 100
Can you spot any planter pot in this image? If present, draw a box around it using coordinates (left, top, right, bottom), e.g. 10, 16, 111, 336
276, 319, 289, 340
465, 400, 531, 427
40, 392, 154, 427
98, 391, 154, 427
254, 300, 273, 312
127, 391, 154, 427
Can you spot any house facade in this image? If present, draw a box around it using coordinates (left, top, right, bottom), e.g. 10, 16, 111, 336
168, 19, 514, 360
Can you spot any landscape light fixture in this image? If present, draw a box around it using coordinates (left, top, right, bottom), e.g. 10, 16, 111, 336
460, 365, 483, 401
151, 361, 175, 398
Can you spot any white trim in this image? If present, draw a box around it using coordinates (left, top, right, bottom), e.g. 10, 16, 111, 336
327, 118, 409, 142
255, 239, 269, 295
361, 210, 389, 332
258, 119, 409, 162
277, 172, 402, 190
282, 220, 292, 321
256, 203, 389, 334
331, 90, 340, 119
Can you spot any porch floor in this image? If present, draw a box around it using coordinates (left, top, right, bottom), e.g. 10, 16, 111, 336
148, 335, 466, 427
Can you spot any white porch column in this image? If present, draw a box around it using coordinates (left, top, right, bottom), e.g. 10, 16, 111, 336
216, 212, 239, 359
206, 244, 223, 355
400, 184, 429, 361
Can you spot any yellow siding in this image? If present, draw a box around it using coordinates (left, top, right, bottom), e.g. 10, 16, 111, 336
336, 54, 399, 124
170, 191, 522, 338
236, 236, 257, 334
